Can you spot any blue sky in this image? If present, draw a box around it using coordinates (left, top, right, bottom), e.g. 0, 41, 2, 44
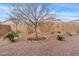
0, 3, 79, 22
50, 3, 79, 22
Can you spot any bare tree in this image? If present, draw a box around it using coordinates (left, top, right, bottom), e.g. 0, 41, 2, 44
10, 3, 51, 39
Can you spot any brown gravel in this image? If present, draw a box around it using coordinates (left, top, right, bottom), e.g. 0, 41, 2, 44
0, 33, 79, 56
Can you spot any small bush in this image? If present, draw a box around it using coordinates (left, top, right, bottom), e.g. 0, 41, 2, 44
51, 32, 54, 34
78, 30, 79, 33
4, 31, 18, 42
56, 35, 64, 41
27, 37, 46, 41
57, 31, 61, 33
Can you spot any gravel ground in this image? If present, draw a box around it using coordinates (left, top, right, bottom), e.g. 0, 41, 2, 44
0, 33, 79, 56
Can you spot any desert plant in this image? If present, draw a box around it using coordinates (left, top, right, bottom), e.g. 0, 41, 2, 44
57, 31, 61, 33
56, 35, 64, 41
27, 36, 46, 41
51, 32, 54, 34
78, 30, 79, 33
4, 31, 18, 42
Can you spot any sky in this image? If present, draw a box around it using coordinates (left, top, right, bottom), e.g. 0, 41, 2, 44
50, 3, 79, 22
0, 3, 79, 22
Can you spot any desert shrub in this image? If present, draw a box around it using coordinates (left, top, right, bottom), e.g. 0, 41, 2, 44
56, 35, 64, 41
67, 32, 72, 36
78, 30, 79, 33
27, 36, 46, 41
4, 31, 18, 42
51, 32, 54, 34
57, 31, 61, 33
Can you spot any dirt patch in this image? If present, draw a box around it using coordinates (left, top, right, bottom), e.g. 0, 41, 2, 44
0, 33, 79, 56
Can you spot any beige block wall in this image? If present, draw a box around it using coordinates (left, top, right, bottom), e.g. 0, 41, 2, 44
39, 22, 79, 33
9, 21, 79, 34
39, 22, 65, 33
10, 23, 28, 34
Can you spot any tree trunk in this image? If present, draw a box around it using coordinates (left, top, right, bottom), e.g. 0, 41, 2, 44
35, 25, 38, 39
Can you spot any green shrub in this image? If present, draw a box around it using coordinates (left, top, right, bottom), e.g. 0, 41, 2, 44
4, 31, 18, 42
56, 35, 64, 41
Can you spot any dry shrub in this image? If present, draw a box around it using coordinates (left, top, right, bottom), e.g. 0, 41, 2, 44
27, 36, 46, 41
57, 31, 61, 33
51, 32, 54, 34
78, 30, 79, 33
